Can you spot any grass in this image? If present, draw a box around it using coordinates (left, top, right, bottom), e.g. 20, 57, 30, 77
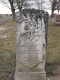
0, 19, 60, 79
46, 23, 60, 64
46, 23, 60, 75
0, 19, 16, 80
0, 19, 15, 28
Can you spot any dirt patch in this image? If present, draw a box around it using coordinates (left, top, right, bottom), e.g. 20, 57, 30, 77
49, 76, 60, 80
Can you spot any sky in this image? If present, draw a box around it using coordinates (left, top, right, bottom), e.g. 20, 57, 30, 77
0, 3, 12, 14
0, 0, 55, 15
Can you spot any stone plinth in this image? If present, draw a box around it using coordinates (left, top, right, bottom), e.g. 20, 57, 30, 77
15, 72, 46, 80
15, 9, 48, 80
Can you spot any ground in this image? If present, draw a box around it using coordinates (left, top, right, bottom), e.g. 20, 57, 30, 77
0, 17, 60, 80
0, 17, 16, 80
46, 23, 60, 80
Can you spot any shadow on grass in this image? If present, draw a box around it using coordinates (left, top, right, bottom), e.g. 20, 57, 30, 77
46, 63, 57, 76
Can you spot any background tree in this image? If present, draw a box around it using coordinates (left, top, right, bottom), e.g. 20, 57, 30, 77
51, 0, 57, 15
55, 0, 60, 12
0, 0, 17, 20
49, 0, 60, 15
8, 0, 16, 20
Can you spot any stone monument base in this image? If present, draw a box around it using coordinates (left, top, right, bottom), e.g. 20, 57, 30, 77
15, 72, 46, 80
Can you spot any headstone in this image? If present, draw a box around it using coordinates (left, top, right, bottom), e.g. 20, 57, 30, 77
15, 1, 48, 80
54, 14, 60, 24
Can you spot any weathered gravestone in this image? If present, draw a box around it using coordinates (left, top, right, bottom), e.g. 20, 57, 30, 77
15, 9, 48, 80
15, 1, 48, 80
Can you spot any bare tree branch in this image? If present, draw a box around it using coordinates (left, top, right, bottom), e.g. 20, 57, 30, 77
0, 0, 11, 9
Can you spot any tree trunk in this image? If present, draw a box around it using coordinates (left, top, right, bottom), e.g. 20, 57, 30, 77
8, 0, 16, 21
11, 6, 16, 21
